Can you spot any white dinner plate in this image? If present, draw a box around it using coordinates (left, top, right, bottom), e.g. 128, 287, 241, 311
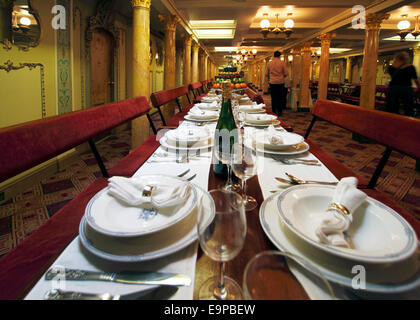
165, 127, 212, 148
253, 142, 310, 155
79, 184, 215, 263
184, 115, 218, 122
276, 185, 418, 264
85, 175, 198, 237
260, 193, 420, 294
160, 136, 214, 152
245, 120, 280, 128
254, 131, 305, 151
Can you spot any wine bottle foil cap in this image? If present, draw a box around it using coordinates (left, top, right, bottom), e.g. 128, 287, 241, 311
222, 82, 232, 100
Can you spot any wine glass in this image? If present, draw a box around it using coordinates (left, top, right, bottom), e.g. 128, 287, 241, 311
243, 251, 335, 300
197, 190, 247, 300
232, 142, 258, 211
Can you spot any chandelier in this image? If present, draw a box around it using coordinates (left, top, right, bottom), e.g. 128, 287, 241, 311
260, 13, 294, 39
397, 15, 420, 41
235, 48, 258, 62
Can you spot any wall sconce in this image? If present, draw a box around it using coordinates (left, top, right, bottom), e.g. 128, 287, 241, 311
288, 55, 293, 62
397, 15, 420, 41
260, 12, 295, 39
239, 48, 257, 59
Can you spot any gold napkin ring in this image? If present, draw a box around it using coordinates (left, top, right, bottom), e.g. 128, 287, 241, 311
327, 203, 350, 216
142, 185, 154, 202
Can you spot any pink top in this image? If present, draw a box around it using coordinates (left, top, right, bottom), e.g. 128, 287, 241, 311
265, 58, 289, 84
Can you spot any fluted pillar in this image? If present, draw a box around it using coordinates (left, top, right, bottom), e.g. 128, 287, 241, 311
318, 33, 335, 100
300, 42, 313, 109
183, 34, 192, 85
158, 14, 180, 119
199, 50, 205, 81
360, 13, 389, 109
413, 46, 420, 72
263, 57, 270, 94
192, 41, 199, 83
345, 57, 352, 82
131, 0, 151, 149
292, 48, 302, 89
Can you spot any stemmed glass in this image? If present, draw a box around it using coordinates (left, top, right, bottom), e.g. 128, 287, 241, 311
232, 142, 258, 211
215, 136, 241, 193
197, 189, 247, 300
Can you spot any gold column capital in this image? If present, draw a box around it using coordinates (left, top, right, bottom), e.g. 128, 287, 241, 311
192, 41, 200, 51
365, 12, 390, 30
158, 14, 181, 31
182, 33, 193, 46
302, 41, 313, 52
131, 0, 151, 9
318, 32, 336, 45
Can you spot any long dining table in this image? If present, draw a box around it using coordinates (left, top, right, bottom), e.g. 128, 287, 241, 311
23, 101, 419, 300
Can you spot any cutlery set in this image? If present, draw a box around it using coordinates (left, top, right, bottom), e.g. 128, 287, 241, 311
43, 267, 190, 300
271, 173, 338, 193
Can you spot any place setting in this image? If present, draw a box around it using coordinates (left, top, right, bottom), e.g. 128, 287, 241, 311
26, 173, 216, 300
184, 106, 219, 123
244, 114, 280, 127
259, 176, 420, 299
159, 125, 214, 153
246, 125, 310, 156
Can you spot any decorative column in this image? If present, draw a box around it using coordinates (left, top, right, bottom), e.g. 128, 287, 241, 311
258, 60, 264, 90
413, 46, 420, 73
131, 0, 151, 149
292, 47, 302, 88
204, 55, 208, 81
183, 34, 192, 85
199, 49, 205, 81
263, 57, 270, 94
317, 32, 335, 100
345, 56, 352, 82
300, 41, 313, 109
360, 13, 389, 109
158, 14, 180, 119
192, 41, 200, 83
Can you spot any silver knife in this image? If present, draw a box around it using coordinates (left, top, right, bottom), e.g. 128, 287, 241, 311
44, 286, 178, 300
45, 267, 191, 287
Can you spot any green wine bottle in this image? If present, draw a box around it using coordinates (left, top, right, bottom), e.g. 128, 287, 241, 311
213, 82, 238, 177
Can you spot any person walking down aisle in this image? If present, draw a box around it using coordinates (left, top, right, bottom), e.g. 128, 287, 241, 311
265, 51, 289, 116
385, 51, 420, 117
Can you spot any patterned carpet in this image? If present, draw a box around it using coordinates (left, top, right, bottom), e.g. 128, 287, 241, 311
0, 105, 419, 258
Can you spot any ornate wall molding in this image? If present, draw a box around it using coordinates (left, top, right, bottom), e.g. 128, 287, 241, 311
0, 60, 46, 118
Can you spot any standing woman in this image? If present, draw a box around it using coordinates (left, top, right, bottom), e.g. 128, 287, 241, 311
265, 51, 289, 116
385, 51, 420, 116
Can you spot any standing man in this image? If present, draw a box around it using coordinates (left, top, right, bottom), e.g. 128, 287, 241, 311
265, 51, 289, 116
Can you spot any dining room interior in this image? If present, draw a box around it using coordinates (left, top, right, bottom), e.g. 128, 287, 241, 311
0, 0, 420, 301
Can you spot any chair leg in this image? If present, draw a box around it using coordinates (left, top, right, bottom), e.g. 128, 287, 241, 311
368, 147, 392, 189
156, 106, 167, 126
88, 140, 109, 178
146, 113, 157, 135
175, 98, 183, 113
304, 116, 317, 139
186, 93, 191, 105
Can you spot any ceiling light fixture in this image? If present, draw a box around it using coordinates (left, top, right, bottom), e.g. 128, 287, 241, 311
237, 48, 258, 59
260, 12, 295, 39
397, 15, 420, 41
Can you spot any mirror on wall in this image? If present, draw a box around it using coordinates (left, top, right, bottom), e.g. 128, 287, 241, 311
10, 0, 41, 50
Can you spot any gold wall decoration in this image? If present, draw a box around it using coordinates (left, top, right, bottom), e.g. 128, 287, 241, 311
0, 60, 46, 118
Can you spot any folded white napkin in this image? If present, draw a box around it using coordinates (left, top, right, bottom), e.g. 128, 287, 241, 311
246, 114, 275, 124
315, 177, 367, 248
108, 176, 191, 208
188, 107, 218, 119
195, 101, 219, 110
267, 125, 284, 145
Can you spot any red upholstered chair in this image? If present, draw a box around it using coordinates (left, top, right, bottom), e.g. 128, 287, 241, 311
0, 96, 151, 183
306, 99, 420, 188
189, 82, 204, 103
149, 85, 192, 131
0, 96, 155, 299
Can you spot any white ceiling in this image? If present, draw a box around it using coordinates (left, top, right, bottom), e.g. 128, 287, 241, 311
162, 0, 420, 65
